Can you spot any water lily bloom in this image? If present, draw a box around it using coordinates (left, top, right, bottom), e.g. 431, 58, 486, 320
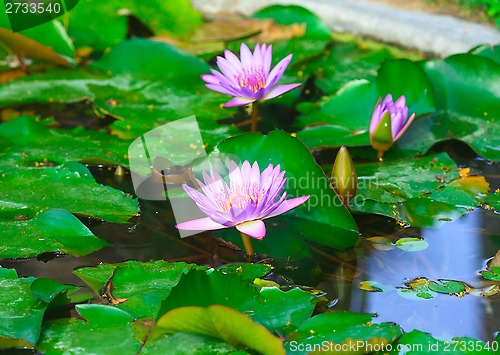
201, 43, 301, 107
176, 160, 309, 239
369, 94, 416, 159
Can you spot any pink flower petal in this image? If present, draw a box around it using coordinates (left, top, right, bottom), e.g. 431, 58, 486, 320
205, 84, 237, 96
263, 83, 301, 100
223, 97, 256, 107
240, 43, 253, 70
224, 49, 243, 72
201, 74, 219, 85
265, 195, 310, 219
236, 220, 266, 239
176, 217, 227, 231
266, 54, 293, 87
262, 44, 272, 75
395, 95, 406, 108
393, 113, 416, 142
216, 57, 240, 86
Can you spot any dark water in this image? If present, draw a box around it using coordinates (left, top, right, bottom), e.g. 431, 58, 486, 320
1, 147, 499, 344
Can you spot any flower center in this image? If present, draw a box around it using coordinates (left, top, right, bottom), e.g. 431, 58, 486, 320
238, 70, 266, 93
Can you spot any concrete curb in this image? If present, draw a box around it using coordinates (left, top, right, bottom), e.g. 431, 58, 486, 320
191, 0, 500, 57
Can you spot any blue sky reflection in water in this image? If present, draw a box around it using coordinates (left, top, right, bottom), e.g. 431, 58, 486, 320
348, 209, 499, 341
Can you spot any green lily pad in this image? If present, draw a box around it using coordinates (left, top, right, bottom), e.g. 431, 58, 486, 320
380, 330, 495, 354
481, 266, 500, 281
286, 311, 402, 355
73, 261, 205, 319
157, 269, 317, 335
395, 237, 429, 252
0, 39, 241, 148
0, 164, 139, 223
0, 116, 130, 167
350, 153, 489, 227
215, 130, 359, 249
216, 263, 272, 281
140, 330, 245, 355
360, 280, 395, 292
0, 208, 110, 258
0, 268, 77, 349
36, 305, 141, 355
157, 305, 285, 355
428, 280, 466, 295
485, 189, 500, 211
397, 278, 435, 300
67, 0, 202, 50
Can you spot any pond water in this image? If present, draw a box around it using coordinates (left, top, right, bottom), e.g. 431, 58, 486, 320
2, 143, 498, 344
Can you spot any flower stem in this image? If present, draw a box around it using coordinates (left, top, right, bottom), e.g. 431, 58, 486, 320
250, 101, 259, 133
240, 232, 255, 257
377, 150, 384, 162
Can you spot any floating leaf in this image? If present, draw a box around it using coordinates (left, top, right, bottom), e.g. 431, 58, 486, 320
398, 278, 434, 300
157, 269, 317, 334
360, 280, 394, 292
350, 153, 489, 227
481, 266, 500, 281
0, 116, 130, 167
286, 311, 402, 355
428, 280, 466, 295
485, 189, 500, 211
0, 40, 241, 147
157, 305, 285, 355
0, 164, 139, 223
36, 305, 141, 354
0, 208, 110, 258
215, 130, 359, 249
140, 330, 244, 355
395, 238, 429, 252
74, 261, 205, 319
0, 268, 76, 349
383, 330, 496, 354
216, 263, 272, 281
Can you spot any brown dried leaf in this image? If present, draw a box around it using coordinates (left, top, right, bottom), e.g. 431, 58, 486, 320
251, 20, 306, 43
0, 28, 71, 67
150, 36, 224, 56
192, 19, 263, 42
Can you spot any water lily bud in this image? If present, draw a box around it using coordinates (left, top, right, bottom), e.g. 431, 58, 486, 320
369, 94, 416, 160
331, 146, 358, 205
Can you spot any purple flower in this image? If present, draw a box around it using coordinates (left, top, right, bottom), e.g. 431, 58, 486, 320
370, 94, 416, 141
201, 43, 301, 107
369, 94, 416, 159
176, 160, 309, 239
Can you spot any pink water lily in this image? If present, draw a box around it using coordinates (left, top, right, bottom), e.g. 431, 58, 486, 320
369, 94, 416, 159
201, 43, 301, 107
370, 94, 416, 141
176, 160, 309, 239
